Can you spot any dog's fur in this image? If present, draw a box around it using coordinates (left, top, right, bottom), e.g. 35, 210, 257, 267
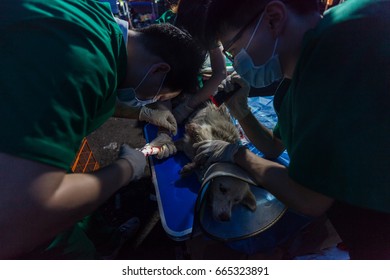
175, 102, 257, 221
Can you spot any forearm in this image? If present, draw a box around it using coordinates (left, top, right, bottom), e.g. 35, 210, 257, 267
234, 147, 334, 217
238, 113, 285, 159
209, 46, 227, 79
49, 159, 133, 215
188, 48, 226, 108
187, 73, 225, 108
0, 157, 135, 258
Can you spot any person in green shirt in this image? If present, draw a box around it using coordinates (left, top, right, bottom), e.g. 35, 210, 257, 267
193, 0, 390, 259
0, 0, 204, 259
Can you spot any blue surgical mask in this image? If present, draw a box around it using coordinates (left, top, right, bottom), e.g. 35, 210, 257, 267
233, 13, 283, 88
117, 66, 166, 107
117, 87, 142, 107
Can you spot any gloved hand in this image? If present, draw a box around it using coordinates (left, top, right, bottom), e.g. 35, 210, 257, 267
139, 107, 178, 136
150, 132, 177, 159
172, 101, 194, 125
118, 144, 146, 181
193, 140, 241, 166
219, 72, 251, 120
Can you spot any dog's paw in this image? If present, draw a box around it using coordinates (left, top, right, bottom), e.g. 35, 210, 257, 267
179, 162, 197, 177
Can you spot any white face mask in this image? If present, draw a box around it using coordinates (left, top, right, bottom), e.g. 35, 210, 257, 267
233, 13, 283, 88
117, 67, 166, 107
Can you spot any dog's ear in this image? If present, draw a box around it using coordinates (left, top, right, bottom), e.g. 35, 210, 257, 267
241, 189, 257, 211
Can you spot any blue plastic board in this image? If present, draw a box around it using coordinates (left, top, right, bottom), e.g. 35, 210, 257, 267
144, 124, 200, 240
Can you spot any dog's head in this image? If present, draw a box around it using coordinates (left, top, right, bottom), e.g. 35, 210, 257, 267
208, 176, 257, 222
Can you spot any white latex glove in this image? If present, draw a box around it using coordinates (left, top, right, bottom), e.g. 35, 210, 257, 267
118, 144, 146, 181
139, 107, 178, 136
219, 72, 251, 120
149, 132, 177, 159
193, 140, 241, 166
172, 101, 194, 124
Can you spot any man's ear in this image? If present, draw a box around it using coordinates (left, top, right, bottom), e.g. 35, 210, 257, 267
264, 1, 287, 37
149, 62, 171, 74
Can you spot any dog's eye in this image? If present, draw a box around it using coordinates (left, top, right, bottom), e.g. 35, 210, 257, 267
234, 198, 240, 202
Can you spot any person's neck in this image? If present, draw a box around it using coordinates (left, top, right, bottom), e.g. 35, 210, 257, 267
281, 12, 322, 79
119, 30, 140, 89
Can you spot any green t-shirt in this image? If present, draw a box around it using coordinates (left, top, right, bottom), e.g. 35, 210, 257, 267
0, 0, 127, 169
274, 0, 390, 213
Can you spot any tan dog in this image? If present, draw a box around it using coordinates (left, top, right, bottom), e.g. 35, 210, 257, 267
175, 102, 257, 221
209, 176, 257, 221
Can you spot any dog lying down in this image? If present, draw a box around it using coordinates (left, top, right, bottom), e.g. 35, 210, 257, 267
175, 102, 257, 221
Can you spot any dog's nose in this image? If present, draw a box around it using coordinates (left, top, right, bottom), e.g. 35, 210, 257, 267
218, 212, 230, 221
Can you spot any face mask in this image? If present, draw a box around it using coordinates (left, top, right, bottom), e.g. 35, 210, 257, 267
117, 87, 141, 107
233, 13, 283, 88
134, 92, 159, 106
117, 67, 166, 107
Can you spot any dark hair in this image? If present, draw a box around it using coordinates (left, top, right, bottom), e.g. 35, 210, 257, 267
138, 23, 206, 92
205, 0, 319, 44
175, 0, 213, 49
283, 0, 320, 14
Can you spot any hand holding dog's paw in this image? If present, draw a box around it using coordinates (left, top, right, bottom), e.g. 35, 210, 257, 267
150, 132, 177, 159
193, 140, 240, 165
118, 144, 146, 181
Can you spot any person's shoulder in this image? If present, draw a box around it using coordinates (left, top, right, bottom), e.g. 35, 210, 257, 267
302, 0, 390, 57
318, 0, 389, 34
